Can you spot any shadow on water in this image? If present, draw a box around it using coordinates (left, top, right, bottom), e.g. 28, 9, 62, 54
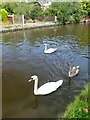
2, 23, 90, 118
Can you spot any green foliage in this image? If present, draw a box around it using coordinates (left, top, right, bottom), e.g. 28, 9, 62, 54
0, 9, 8, 22
1, 2, 18, 14
14, 2, 34, 19
44, 2, 82, 24
63, 85, 89, 118
80, 1, 90, 17
30, 5, 43, 20
73, 14, 81, 23
57, 12, 68, 25
44, 7, 55, 16
1, 2, 43, 20
1, 2, 35, 19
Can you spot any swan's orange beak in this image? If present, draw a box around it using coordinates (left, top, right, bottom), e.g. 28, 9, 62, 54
28, 79, 33, 82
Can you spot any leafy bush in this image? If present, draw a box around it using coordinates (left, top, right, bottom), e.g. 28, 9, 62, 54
63, 85, 89, 118
68, 15, 75, 23
57, 12, 68, 25
1, 2, 16, 14
30, 5, 43, 21
1, 2, 36, 19
0, 9, 8, 22
73, 14, 81, 23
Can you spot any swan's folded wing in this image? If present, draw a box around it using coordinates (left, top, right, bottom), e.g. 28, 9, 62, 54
44, 48, 57, 54
37, 81, 62, 95
37, 82, 57, 95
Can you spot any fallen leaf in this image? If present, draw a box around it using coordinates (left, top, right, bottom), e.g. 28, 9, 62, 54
83, 108, 88, 113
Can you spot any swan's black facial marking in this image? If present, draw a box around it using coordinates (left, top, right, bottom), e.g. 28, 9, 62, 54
31, 77, 33, 80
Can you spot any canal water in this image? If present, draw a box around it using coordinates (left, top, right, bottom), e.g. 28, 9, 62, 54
2, 23, 89, 118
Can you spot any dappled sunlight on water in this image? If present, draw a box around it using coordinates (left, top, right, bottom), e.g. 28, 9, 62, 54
2, 23, 89, 118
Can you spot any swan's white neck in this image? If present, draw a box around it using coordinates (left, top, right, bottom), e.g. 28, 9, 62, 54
44, 45, 48, 52
34, 78, 38, 95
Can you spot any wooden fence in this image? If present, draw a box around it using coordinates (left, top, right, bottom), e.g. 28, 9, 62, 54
36, 16, 57, 22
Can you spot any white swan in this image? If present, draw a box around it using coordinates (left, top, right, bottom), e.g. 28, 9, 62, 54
28, 75, 63, 95
44, 44, 57, 54
69, 64, 79, 77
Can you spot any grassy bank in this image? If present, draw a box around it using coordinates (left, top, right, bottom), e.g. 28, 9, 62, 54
60, 83, 89, 119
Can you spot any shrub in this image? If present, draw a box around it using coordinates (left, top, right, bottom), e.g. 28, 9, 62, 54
57, 12, 68, 25
30, 5, 43, 21
73, 14, 80, 23
0, 9, 8, 22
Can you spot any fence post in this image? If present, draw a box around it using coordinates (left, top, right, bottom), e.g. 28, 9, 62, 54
22, 15, 24, 27
55, 16, 57, 23
12, 14, 14, 25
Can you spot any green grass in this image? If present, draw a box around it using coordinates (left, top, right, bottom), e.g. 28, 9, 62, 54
62, 84, 89, 119
4, 25, 13, 28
